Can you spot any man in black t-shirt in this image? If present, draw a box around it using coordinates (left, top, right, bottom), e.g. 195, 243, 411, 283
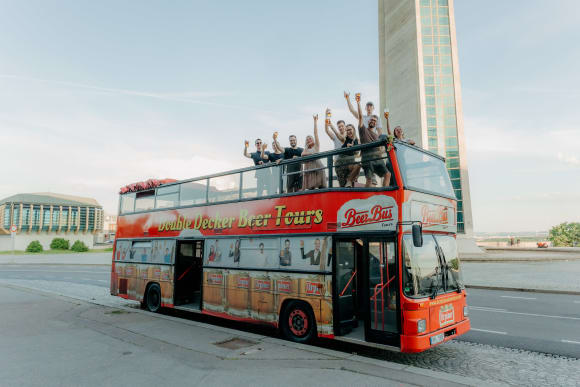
244, 138, 271, 197
273, 134, 304, 192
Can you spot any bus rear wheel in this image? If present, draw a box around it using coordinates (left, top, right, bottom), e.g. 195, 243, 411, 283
281, 301, 316, 344
145, 283, 162, 313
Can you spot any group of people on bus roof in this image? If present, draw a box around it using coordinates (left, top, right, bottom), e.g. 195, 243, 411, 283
243, 92, 415, 195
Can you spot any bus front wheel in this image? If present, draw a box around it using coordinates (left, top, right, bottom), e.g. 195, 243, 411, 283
145, 283, 162, 313
281, 301, 316, 344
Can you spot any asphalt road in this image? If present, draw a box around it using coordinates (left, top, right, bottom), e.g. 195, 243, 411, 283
460, 288, 580, 358
1, 264, 579, 358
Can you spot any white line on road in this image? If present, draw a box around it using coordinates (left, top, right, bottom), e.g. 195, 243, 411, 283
471, 305, 580, 321
574, 301, 580, 304
500, 295, 536, 300
561, 340, 580, 345
470, 306, 507, 312
471, 328, 507, 335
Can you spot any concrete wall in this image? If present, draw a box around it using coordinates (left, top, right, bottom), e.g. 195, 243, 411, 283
0, 233, 95, 251
379, 0, 424, 146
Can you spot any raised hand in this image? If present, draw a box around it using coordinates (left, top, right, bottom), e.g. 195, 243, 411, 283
262, 143, 268, 151
273, 131, 278, 139
244, 140, 249, 148
313, 114, 318, 121
344, 91, 350, 99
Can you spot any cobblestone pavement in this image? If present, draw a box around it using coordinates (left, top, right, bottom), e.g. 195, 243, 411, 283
2, 277, 580, 386
462, 260, 580, 292
390, 341, 580, 387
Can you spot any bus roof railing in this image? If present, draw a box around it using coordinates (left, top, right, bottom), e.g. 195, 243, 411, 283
119, 139, 442, 194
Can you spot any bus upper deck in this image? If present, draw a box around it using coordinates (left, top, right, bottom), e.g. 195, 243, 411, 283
117, 139, 456, 217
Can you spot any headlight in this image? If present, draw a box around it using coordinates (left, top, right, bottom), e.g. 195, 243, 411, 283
417, 319, 426, 333
463, 306, 469, 317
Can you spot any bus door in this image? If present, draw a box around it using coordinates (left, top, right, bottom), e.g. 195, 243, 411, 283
364, 239, 400, 346
174, 240, 203, 309
333, 239, 364, 335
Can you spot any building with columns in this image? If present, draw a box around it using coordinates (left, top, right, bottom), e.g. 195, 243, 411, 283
0, 192, 104, 251
378, 0, 478, 251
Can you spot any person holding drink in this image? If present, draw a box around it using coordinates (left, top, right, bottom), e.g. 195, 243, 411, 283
244, 138, 271, 197
301, 114, 327, 190
345, 91, 382, 132
273, 133, 304, 193
357, 93, 391, 188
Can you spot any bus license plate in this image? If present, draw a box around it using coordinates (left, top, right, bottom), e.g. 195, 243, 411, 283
430, 333, 444, 346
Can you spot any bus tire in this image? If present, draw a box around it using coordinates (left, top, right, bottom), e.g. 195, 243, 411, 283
144, 283, 162, 313
280, 300, 317, 344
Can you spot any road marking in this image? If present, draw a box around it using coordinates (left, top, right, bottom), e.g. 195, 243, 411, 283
471, 328, 507, 335
471, 305, 580, 321
470, 306, 507, 312
562, 340, 580, 345
97, 280, 108, 283
500, 295, 536, 300
574, 301, 580, 304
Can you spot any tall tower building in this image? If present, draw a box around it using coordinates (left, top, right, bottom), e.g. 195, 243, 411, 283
378, 0, 475, 242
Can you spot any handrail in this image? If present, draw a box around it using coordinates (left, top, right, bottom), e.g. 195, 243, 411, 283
339, 270, 357, 297
371, 276, 395, 330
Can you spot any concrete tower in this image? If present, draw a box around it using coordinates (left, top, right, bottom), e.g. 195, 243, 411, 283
378, 0, 477, 249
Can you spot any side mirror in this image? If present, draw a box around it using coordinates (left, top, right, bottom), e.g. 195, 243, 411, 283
412, 224, 423, 247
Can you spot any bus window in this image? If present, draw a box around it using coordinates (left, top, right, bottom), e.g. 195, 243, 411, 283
204, 238, 240, 268
402, 235, 440, 298
155, 185, 179, 209
434, 235, 464, 290
208, 174, 240, 202
180, 180, 207, 206
135, 190, 155, 211
240, 238, 279, 269
120, 193, 135, 214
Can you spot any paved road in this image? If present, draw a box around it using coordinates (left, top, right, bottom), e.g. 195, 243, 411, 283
460, 288, 580, 358
2, 265, 580, 359
0, 265, 110, 288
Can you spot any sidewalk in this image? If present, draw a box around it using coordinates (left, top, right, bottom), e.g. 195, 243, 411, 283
0, 284, 487, 387
462, 260, 580, 294
461, 248, 580, 262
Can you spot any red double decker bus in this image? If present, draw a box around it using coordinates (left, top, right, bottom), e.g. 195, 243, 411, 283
110, 140, 470, 352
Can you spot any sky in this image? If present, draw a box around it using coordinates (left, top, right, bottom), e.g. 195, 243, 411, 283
0, 0, 578, 233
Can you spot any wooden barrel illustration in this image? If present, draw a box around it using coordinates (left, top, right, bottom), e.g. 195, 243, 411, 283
250, 275, 274, 320
226, 272, 251, 316
203, 270, 225, 309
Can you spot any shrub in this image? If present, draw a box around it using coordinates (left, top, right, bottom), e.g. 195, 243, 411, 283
50, 238, 70, 250
26, 240, 43, 253
548, 222, 580, 247
71, 240, 89, 252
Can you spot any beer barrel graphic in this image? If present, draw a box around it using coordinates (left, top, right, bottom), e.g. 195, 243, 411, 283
225, 272, 251, 317
250, 274, 274, 321
203, 270, 226, 311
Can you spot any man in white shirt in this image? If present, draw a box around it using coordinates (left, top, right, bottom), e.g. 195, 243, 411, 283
344, 91, 382, 132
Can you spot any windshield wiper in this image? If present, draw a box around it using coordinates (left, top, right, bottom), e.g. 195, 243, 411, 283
437, 246, 461, 293
430, 266, 442, 299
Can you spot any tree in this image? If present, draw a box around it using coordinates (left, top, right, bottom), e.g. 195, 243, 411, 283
548, 222, 580, 247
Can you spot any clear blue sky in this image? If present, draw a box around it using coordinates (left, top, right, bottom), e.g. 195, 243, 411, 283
1, 0, 578, 232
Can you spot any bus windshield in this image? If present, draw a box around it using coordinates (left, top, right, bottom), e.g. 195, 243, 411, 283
396, 144, 455, 198
402, 234, 463, 298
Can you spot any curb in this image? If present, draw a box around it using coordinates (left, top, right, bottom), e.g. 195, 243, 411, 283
466, 284, 580, 296
0, 281, 488, 387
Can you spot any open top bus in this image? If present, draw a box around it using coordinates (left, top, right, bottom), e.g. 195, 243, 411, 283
111, 139, 470, 353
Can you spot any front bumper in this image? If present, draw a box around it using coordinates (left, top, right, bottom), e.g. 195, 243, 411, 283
400, 318, 471, 353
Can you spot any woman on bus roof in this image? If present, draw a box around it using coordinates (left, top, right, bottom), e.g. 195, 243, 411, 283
301, 114, 327, 190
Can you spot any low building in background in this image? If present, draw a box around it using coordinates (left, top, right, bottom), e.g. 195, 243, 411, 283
0, 192, 104, 251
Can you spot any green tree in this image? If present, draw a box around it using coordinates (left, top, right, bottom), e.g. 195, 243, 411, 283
50, 238, 70, 250
548, 222, 580, 247
71, 240, 89, 252
26, 240, 43, 253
